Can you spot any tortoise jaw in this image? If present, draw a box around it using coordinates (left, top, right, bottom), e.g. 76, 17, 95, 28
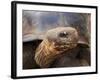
54, 43, 77, 51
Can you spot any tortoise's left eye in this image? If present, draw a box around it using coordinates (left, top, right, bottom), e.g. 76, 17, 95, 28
59, 32, 69, 38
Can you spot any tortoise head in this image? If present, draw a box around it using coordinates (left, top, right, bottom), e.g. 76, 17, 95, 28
45, 27, 79, 51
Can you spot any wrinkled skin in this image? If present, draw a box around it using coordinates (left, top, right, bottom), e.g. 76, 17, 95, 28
23, 40, 90, 69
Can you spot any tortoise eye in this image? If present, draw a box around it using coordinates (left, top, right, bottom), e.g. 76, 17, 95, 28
59, 32, 69, 38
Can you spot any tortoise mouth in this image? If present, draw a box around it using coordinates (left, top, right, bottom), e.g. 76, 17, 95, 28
54, 42, 77, 50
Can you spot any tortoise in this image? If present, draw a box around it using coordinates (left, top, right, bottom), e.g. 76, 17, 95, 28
34, 27, 90, 68
22, 11, 90, 69
23, 27, 90, 69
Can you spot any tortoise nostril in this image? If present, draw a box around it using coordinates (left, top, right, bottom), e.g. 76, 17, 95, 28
59, 32, 68, 38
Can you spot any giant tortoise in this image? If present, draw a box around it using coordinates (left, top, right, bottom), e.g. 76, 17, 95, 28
22, 11, 90, 69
